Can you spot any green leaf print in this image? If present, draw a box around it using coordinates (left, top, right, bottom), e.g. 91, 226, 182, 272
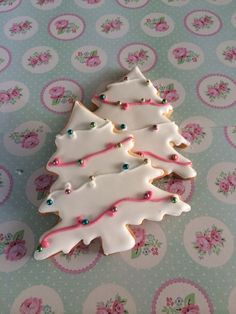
13, 230, 24, 241
131, 247, 142, 259
184, 293, 195, 306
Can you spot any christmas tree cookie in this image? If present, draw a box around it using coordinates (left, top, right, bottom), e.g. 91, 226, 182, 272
48, 102, 141, 191
34, 102, 191, 260
92, 66, 196, 179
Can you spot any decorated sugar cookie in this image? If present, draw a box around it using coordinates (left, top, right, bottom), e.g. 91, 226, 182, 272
35, 162, 190, 260
130, 122, 196, 178
92, 66, 196, 179
34, 101, 191, 260
92, 66, 173, 130
48, 101, 142, 191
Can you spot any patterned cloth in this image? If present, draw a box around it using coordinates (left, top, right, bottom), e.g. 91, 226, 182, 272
0, 0, 236, 313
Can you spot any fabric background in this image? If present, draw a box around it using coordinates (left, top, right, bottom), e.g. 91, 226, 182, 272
0, 0, 236, 313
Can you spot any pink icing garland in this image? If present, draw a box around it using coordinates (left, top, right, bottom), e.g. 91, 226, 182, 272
48, 136, 134, 168
135, 151, 192, 166
93, 95, 170, 109
40, 193, 173, 248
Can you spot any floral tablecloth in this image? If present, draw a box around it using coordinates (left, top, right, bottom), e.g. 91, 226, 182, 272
0, 0, 236, 313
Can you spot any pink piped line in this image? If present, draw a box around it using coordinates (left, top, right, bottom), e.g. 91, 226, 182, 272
48, 136, 134, 168
93, 95, 170, 107
40, 195, 171, 247
136, 151, 192, 166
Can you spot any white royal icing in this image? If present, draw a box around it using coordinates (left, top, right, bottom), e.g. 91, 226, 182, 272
34, 163, 190, 260
92, 66, 173, 130
35, 67, 196, 259
129, 122, 197, 178
48, 103, 142, 191
62, 101, 106, 132
91, 67, 196, 179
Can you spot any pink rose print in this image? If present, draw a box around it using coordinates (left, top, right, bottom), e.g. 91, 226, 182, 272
218, 81, 228, 92
96, 308, 112, 314
228, 174, 236, 186
144, 17, 169, 32
138, 50, 146, 59
112, 300, 124, 314
206, 80, 230, 102
195, 235, 212, 253
76, 50, 102, 67
167, 179, 185, 195
48, 85, 76, 106
0, 92, 11, 103
101, 17, 123, 34
28, 50, 52, 68
155, 174, 193, 204
163, 89, 179, 102
126, 49, 149, 67
21, 132, 40, 149
166, 297, 174, 307
151, 247, 159, 255
215, 169, 236, 196
210, 229, 222, 244
11, 88, 20, 97
102, 24, 111, 33
207, 87, 219, 98
60, 242, 89, 261
54, 19, 79, 35
34, 174, 55, 200
9, 20, 32, 35
133, 227, 145, 249
38, 53, 50, 63
49, 86, 65, 99
5, 240, 26, 261
219, 180, 230, 193
9, 125, 44, 149
85, 0, 101, 3
34, 174, 53, 191
222, 46, 236, 62
55, 19, 68, 30
192, 15, 213, 31
127, 54, 139, 64
111, 19, 122, 30
193, 225, 225, 259
131, 227, 162, 259
0, 229, 27, 262
181, 131, 194, 144
19, 297, 54, 314
159, 83, 180, 104
181, 304, 200, 314
181, 123, 205, 145
10, 23, 21, 33
173, 47, 187, 59
86, 56, 101, 67
96, 294, 128, 314
0, 0, 17, 6
28, 58, 38, 67
192, 19, 204, 30
156, 21, 169, 32
19, 297, 43, 314
36, 0, 55, 5
173, 47, 199, 64
162, 293, 200, 314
